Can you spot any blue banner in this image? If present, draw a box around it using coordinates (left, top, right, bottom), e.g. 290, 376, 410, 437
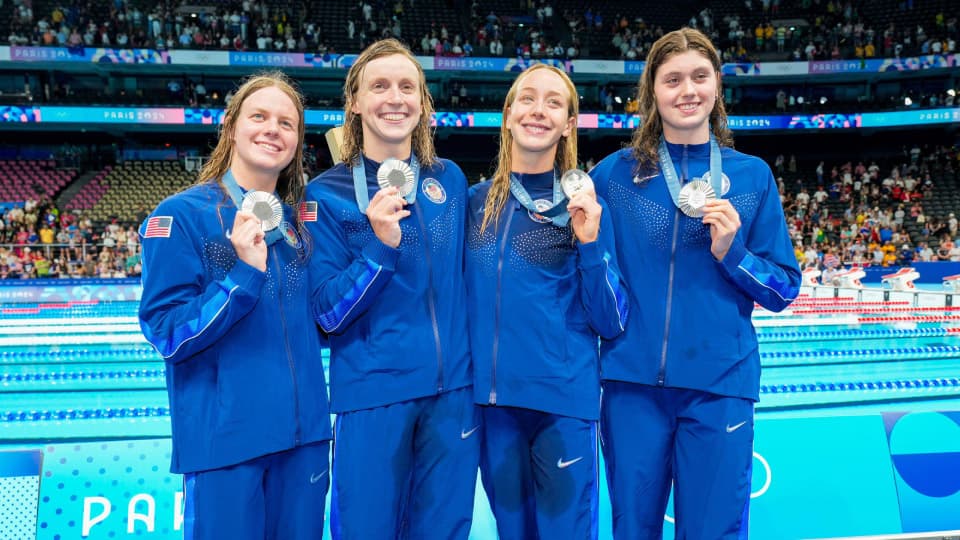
1, 105, 957, 131
9, 46, 168, 64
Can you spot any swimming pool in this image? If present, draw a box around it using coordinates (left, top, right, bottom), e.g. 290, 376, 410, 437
2, 285, 959, 539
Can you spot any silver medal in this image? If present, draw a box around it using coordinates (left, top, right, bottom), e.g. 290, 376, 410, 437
677, 180, 716, 218
701, 170, 730, 196
377, 158, 416, 197
560, 169, 594, 198
241, 191, 283, 231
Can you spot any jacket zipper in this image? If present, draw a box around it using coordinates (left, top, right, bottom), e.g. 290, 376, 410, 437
414, 203, 444, 393
490, 200, 516, 404
658, 145, 687, 386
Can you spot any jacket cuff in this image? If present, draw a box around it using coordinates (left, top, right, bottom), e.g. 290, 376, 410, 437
577, 239, 605, 269
229, 259, 267, 295
362, 238, 401, 272
719, 236, 748, 272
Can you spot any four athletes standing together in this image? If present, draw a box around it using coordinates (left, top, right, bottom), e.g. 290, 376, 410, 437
138, 27, 801, 540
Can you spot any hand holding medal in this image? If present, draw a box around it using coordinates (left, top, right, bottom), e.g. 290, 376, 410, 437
351, 157, 419, 248
700, 199, 741, 261
229, 209, 268, 272
366, 186, 409, 248
562, 169, 602, 244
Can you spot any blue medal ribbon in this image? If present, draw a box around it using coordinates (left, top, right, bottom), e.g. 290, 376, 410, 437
509, 170, 569, 227
656, 133, 724, 213
221, 169, 285, 246
352, 155, 420, 213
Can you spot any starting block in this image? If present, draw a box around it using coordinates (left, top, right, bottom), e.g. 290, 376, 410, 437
943, 274, 960, 292
802, 267, 821, 286
832, 267, 865, 289
881, 267, 919, 291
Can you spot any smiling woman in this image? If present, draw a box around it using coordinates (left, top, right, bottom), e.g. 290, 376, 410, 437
465, 63, 629, 539
136, 70, 332, 540
229, 86, 300, 189
588, 28, 802, 540
338, 38, 437, 170
303, 38, 479, 540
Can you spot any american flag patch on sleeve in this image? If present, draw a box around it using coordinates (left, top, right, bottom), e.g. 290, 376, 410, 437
143, 216, 174, 238
299, 201, 318, 222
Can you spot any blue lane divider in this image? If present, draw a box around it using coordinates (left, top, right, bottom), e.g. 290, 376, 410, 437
760, 377, 960, 394
0, 348, 159, 362
0, 406, 170, 423
761, 344, 960, 360
759, 327, 959, 342
0, 310, 138, 319
0, 369, 165, 383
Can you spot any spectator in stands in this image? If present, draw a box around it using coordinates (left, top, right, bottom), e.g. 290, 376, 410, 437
465, 63, 627, 539
937, 235, 954, 260
137, 72, 331, 540
304, 38, 479, 539
588, 27, 800, 540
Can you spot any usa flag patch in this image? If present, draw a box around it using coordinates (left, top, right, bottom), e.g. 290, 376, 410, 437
299, 201, 318, 222
143, 216, 173, 238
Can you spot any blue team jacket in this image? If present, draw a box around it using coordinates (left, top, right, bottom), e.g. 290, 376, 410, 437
590, 143, 801, 401
305, 156, 472, 413
466, 172, 629, 420
138, 182, 332, 474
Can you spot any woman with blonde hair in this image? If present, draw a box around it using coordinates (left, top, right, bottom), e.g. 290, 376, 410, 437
466, 63, 628, 539
305, 38, 478, 539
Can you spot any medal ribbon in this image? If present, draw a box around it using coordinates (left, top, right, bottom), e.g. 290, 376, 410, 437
656, 133, 724, 213
352, 155, 420, 213
222, 169, 285, 246
509, 171, 569, 227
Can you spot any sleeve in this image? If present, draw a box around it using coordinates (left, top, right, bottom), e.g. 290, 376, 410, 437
307, 191, 400, 334
137, 204, 265, 364
576, 199, 629, 340
716, 164, 801, 312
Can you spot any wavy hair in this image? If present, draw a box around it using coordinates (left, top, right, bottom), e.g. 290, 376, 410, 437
630, 27, 733, 176
481, 64, 579, 232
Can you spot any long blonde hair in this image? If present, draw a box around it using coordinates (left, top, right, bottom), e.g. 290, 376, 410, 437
630, 27, 733, 176
481, 64, 579, 232
340, 38, 437, 168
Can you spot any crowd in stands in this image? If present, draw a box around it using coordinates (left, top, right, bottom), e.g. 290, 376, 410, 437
5, 1, 957, 115
6, 0, 957, 63
0, 196, 142, 279
7, 0, 336, 55
3, 142, 960, 281
778, 143, 960, 283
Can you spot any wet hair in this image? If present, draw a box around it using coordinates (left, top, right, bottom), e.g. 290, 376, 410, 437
481, 64, 579, 232
196, 71, 311, 258
340, 38, 437, 167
